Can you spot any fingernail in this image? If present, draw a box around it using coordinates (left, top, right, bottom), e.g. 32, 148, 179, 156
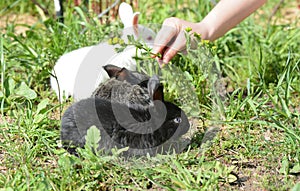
163, 57, 169, 64
156, 58, 164, 67
157, 58, 163, 64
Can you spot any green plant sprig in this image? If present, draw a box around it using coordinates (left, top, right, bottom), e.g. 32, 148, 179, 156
108, 35, 162, 59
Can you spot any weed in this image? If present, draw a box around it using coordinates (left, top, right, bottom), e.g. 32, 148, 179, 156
0, 0, 299, 190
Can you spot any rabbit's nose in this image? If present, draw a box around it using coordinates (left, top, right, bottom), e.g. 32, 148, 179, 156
147, 36, 153, 41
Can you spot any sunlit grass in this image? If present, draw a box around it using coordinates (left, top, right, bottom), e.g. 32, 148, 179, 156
0, 0, 299, 190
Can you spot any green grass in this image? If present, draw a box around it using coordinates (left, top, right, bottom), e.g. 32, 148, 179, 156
0, 0, 300, 190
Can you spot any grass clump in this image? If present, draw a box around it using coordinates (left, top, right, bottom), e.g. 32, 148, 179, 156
0, 0, 299, 190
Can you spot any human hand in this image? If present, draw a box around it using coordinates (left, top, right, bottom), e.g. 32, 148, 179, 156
151, 17, 200, 66
151, 0, 267, 67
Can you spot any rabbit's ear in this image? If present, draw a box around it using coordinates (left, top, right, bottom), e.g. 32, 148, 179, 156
132, 12, 140, 36
115, 68, 145, 85
103, 65, 123, 78
115, 68, 131, 81
148, 75, 164, 101
153, 85, 164, 101
104, 65, 134, 83
119, 2, 134, 28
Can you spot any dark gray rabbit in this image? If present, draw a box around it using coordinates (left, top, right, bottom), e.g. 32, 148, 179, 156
61, 65, 190, 156
92, 65, 151, 109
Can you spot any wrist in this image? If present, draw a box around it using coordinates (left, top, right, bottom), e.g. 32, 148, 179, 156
193, 21, 214, 41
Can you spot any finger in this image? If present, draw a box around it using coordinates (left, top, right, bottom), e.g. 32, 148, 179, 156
152, 18, 180, 57
155, 57, 164, 67
162, 30, 187, 63
152, 26, 177, 57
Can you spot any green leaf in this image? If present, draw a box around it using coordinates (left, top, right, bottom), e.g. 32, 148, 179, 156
74, 7, 88, 23
33, 114, 45, 124
290, 163, 300, 174
279, 155, 289, 175
227, 174, 238, 183
127, 35, 134, 43
247, 98, 258, 116
36, 98, 49, 114
85, 125, 101, 151
7, 78, 16, 97
15, 82, 37, 100
292, 183, 300, 191
111, 146, 129, 156
184, 71, 193, 81
28, 46, 38, 58
0, 188, 14, 191
0, 91, 3, 98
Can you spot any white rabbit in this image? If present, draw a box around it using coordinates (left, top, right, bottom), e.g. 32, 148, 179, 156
50, 2, 156, 102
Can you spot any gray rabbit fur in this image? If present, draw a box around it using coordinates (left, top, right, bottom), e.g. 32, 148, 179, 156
60, 65, 190, 156
92, 65, 151, 109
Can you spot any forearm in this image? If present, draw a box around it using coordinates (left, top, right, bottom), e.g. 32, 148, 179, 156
152, 0, 267, 64
198, 0, 267, 41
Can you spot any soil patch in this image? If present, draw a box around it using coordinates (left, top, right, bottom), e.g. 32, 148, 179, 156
0, 13, 39, 34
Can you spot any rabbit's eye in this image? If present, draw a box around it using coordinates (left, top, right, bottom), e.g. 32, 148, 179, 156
173, 117, 182, 124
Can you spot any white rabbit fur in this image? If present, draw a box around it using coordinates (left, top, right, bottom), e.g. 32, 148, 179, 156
50, 2, 156, 102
